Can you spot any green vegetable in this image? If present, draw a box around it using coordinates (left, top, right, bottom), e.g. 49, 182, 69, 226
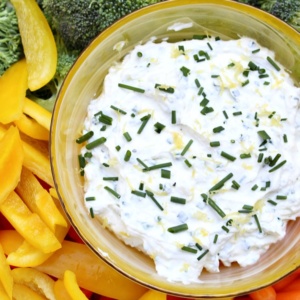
235, 0, 300, 31
0, 0, 24, 76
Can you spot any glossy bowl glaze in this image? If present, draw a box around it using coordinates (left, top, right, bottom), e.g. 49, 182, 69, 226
50, 0, 300, 298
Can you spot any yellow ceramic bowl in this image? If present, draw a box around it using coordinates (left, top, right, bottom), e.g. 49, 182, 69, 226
50, 0, 300, 298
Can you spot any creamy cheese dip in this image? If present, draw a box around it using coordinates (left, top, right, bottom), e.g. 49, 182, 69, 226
79, 36, 300, 284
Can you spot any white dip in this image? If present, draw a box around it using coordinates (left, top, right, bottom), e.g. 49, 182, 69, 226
80, 36, 300, 284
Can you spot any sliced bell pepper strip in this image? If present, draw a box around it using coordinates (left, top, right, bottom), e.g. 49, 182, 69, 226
63, 270, 88, 300
0, 244, 13, 300
54, 279, 73, 300
13, 283, 46, 300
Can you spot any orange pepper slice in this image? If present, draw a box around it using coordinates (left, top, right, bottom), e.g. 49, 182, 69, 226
16, 167, 67, 231
12, 268, 55, 300
0, 125, 23, 205
10, 0, 57, 91
0, 59, 27, 124
63, 270, 88, 300
35, 240, 148, 300
138, 290, 167, 300
13, 283, 47, 300
0, 191, 61, 254
0, 244, 13, 300
14, 113, 49, 141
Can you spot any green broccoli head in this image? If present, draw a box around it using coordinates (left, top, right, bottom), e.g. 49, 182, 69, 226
0, 0, 24, 76
42, 0, 164, 52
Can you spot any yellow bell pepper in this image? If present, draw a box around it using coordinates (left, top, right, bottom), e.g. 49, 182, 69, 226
23, 98, 52, 131
0, 192, 61, 254
0, 59, 27, 124
0, 230, 23, 254
10, 0, 57, 91
0, 124, 53, 187
16, 167, 68, 231
13, 283, 47, 300
14, 113, 49, 141
54, 279, 72, 300
36, 240, 148, 300
138, 290, 167, 300
63, 270, 88, 300
0, 283, 12, 300
12, 268, 55, 300
0, 244, 13, 300
0, 125, 23, 205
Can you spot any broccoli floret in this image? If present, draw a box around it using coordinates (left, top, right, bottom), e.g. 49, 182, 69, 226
0, 0, 24, 76
41, 0, 164, 52
26, 34, 79, 112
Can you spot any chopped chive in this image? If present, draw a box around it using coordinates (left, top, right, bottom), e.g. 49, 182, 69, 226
180, 66, 190, 77
264, 81, 270, 85
178, 45, 185, 52
123, 132, 132, 142
84, 152, 92, 158
252, 48, 260, 53
211, 74, 219, 78
136, 158, 148, 169
199, 50, 210, 60
221, 151, 236, 161
269, 153, 281, 167
195, 243, 203, 251
154, 122, 166, 133
145, 190, 164, 211
200, 98, 209, 107
209, 173, 233, 192
283, 134, 288, 143
104, 186, 121, 199
76, 131, 94, 144
171, 110, 176, 124
223, 110, 229, 119
143, 162, 172, 172
243, 204, 253, 211
258, 130, 271, 141
253, 214, 262, 233
86, 137, 107, 150
115, 145, 121, 151
155, 83, 175, 94
139, 182, 144, 190
200, 106, 214, 115
167, 223, 188, 233
213, 234, 218, 244
184, 159, 192, 168
281, 118, 287, 121
242, 79, 250, 87
240, 153, 251, 159
100, 125, 107, 131
89, 207, 94, 218
251, 184, 258, 191
78, 154, 86, 176
213, 126, 225, 133
233, 111, 242, 116
124, 150, 131, 162
221, 226, 229, 233
248, 61, 259, 71
110, 105, 127, 115
267, 56, 281, 71
207, 42, 213, 50
193, 54, 201, 62
85, 196, 96, 201
227, 62, 235, 68
198, 87, 204, 96
131, 190, 146, 198
159, 183, 164, 190
181, 139, 193, 156
131, 113, 136, 118
161, 169, 171, 179
103, 177, 119, 181
206, 197, 226, 218
181, 246, 197, 254
257, 153, 264, 163
210, 141, 220, 147
243, 70, 249, 77
197, 249, 209, 261
259, 74, 269, 79
102, 163, 110, 167
99, 113, 113, 125
137, 51, 143, 57
231, 180, 240, 190
269, 160, 287, 173
195, 78, 201, 88
170, 196, 186, 205
137, 114, 151, 134
268, 199, 277, 206
276, 195, 287, 200
118, 83, 145, 93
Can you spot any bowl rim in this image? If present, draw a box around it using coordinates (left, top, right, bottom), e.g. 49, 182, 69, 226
50, 0, 300, 298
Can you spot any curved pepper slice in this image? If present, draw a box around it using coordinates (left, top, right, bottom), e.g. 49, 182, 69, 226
0, 192, 61, 253
13, 283, 46, 300
0, 244, 13, 300
14, 113, 49, 141
0, 125, 23, 205
36, 240, 148, 300
63, 270, 88, 300
0, 59, 27, 124
54, 279, 73, 300
12, 267, 56, 300
10, 0, 57, 91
